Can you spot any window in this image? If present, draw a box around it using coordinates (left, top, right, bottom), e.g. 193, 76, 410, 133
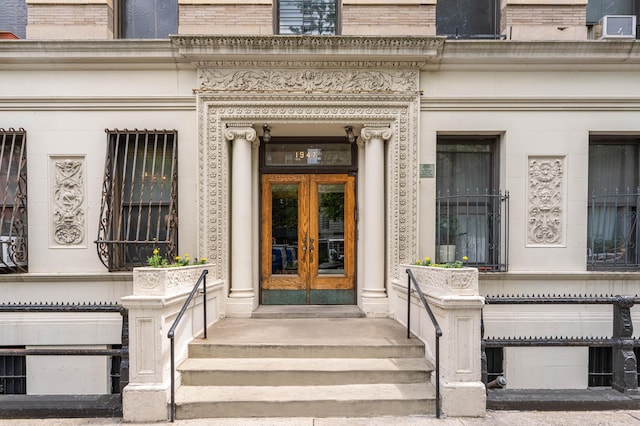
486, 347, 504, 384
276, 0, 338, 35
0, 128, 27, 273
436, 136, 508, 271
0, 0, 27, 39
436, 0, 501, 39
119, 0, 178, 38
96, 129, 177, 271
587, 0, 638, 24
588, 346, 640, 387
588, 137, 640, 270
0, 349, 26, 394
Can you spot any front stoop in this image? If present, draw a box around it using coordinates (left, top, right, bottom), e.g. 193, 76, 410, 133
175, 318, 436, 419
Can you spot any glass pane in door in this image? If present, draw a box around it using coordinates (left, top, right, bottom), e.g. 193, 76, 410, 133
317, 183, 345, 275
271, 184, 299, 275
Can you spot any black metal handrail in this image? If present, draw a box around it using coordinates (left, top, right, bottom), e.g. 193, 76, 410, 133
166, 269, 208, 423
0, 302, 129, 395
406, 268, 442, 419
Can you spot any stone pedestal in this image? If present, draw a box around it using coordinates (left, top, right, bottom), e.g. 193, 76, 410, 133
392, 265, 486, 417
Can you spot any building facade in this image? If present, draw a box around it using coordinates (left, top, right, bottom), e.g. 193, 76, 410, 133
1, 0, 640, 403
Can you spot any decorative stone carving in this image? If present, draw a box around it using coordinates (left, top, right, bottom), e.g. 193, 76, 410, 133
360, 125, 393, 145
403, 264, 479, 296
197, 91, 419, 282
224, 124, 258, 147
52, 157, 85, 245
528, 157, 563, 245
199, 69, 418, 94
132, 264, 211, 296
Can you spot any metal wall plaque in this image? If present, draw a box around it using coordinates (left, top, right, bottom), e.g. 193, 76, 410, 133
420, 164, 434, 179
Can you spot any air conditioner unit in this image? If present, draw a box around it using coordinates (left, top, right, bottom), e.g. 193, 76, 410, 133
595, 15, 637, 39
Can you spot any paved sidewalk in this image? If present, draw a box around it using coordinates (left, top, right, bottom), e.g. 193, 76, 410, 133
1, 411, 640, 426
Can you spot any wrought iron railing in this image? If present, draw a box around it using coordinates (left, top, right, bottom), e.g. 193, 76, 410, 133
482, 294, 640, 394
167, 269, 208, 423
588, 188, 640, 270
0, 303, 128, 395
436, 189, 509, 271
95, 129, 178, 271
0, 128, 28, 273
406, 268, 442, 418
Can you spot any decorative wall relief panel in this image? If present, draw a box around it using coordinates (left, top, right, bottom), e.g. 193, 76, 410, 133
51, 156, 85, 246
527, 156, 564, 245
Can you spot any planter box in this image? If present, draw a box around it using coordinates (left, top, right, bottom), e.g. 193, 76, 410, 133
132, 264, 211, 297
402, 264, 479, 297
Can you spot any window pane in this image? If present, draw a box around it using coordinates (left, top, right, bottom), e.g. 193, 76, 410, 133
0, 0, 27, 39
587, 0, 636, 24
265, 143, 352, 167
278, 0, 337, 35
436, 0, 500, 38
122, 0, 178, 38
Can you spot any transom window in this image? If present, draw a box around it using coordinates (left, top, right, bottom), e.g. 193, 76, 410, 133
277, 0, 338, 35
96, 129, 178, 271
0, 128, 27, 273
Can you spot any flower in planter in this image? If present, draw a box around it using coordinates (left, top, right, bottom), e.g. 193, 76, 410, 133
147, 249, 206, 268
414, 255, 468, 268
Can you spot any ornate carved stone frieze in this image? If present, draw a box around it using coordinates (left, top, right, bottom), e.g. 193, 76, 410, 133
527, 156, 564, 245
198, 69, 418, 94
52, 157, 85, 246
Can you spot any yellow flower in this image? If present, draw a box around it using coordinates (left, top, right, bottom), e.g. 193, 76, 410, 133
424, 257, 430, 263
175, 256, 181, 261
200, 257, 207, 262
463, 256, 468, 261
153, 249, 159, 255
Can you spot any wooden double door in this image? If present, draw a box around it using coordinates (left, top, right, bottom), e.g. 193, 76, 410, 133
261, 174, 356, 305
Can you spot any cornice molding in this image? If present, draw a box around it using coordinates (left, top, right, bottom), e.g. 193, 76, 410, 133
421, 97, 640, 111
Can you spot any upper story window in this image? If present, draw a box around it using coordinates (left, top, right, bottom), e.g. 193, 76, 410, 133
0, 0, 27, 39
436, 136, 508, 271
96, 129, 177, 271
119, 0, 178, 38
587, 0, 639, 39
276, 0, 338, 35
436, 0, 501, 39
0, 129, 27, 274
588, 136, 640, 270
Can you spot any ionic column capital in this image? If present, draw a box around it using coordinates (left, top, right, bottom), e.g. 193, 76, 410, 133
359, 124, 392, 147
224, 124, 258, 148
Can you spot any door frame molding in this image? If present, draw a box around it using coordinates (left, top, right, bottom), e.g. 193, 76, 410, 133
196, 88, 419, 314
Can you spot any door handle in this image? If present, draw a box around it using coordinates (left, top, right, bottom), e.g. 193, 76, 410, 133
309, 238, 314, 263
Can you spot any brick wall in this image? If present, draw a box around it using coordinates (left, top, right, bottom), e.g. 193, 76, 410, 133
179, 5, 273, 35
27, 4, 113, 39
342, 5, 435, 36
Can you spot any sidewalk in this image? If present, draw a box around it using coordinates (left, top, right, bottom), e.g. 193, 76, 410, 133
1, 411, 640, 426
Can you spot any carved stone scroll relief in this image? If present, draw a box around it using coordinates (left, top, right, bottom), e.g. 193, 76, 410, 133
527, 156, 564, 245
51, 157, 85, 246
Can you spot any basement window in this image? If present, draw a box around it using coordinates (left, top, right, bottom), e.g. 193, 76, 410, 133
0, 348, 26, 394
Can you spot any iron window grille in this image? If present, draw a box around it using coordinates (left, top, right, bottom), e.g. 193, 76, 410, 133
276, 0, 338, 34
0, 348, 26, 394
588, 346, 640, 387
0, 128, 27, 273
96, 129, 178, 271
436, 189, 509, 271
587, 188, 640, 270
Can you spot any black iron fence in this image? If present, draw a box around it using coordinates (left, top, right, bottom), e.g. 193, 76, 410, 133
588, 188, 640, 270
482, 294, 640, 393
436, 189, 509, 271
0, 303, 128, 396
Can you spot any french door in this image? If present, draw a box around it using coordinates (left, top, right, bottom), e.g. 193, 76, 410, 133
261, 174, 355, 304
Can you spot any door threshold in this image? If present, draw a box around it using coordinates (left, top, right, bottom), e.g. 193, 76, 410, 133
251, 305, 365, 319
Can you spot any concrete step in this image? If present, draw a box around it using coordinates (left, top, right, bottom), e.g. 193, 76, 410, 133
179, 357, 432, 386
175, 383, 435, 418
188, 318, 424, 359
252, 305, 366, 319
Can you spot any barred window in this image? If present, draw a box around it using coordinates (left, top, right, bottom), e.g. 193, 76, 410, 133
277, 0, 338, 35
0, 349, 26, 394
96, 129, 177, 271
0, 128, 27, 273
